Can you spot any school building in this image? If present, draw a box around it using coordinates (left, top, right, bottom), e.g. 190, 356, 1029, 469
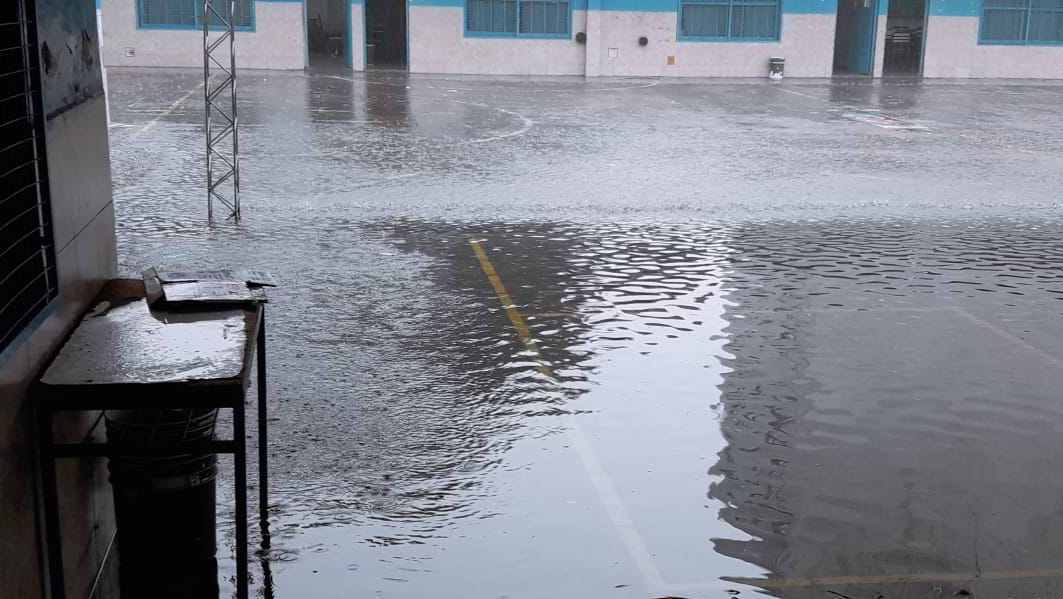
100, 0, 1063, 78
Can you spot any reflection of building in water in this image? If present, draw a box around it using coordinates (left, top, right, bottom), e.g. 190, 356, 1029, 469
364, 73, 410, 129
709, 221, 1063, 598
710, 270, 815, 577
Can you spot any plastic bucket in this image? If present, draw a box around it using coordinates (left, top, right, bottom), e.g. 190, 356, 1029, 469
769, 57, 785, 80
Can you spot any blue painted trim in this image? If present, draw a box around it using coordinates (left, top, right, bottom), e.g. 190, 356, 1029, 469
464, 30, 572, 37
601, 0, 675, 10
678, 35, 781, 41
347, 0, 354, 67
257, 0, 304, 3
979, 39, 1063, 46
414, 0, 830, 9
677, 0, 783, 41
462, 0, 574, 39
782, 0, 835, 13
136, 0, 256, 31
928, 0, 978, 16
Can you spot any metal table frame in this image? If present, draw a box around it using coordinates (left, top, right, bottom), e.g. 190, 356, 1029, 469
35, 304, 269, 599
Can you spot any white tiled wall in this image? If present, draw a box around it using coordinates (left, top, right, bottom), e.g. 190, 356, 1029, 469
101, 0, 307, 69
409, 7, 588, 75
923, 16, 1063, 78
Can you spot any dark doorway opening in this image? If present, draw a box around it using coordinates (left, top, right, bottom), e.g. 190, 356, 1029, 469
833, 0, 879, 76
308, 0, 348, 68
883, 0, 926, 75
365, 0, 407, 68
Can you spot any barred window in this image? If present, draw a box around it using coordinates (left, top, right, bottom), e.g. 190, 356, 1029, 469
981, 0, 1063, 43
679, 0, 780, 40
139, 0, 254, 29
1, 0, 58, 354
466, 0, 570, 36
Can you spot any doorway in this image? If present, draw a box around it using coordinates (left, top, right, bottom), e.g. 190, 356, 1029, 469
365, 0, 407, 68
307, 0, 348, 68
833, 0, 879, 76
882, 0, 926, 75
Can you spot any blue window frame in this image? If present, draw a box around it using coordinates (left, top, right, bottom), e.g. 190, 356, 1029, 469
980, 0, 1063, 44
138, 0, 255, 30
679, 0, 781, 41
465, 0, 571, 37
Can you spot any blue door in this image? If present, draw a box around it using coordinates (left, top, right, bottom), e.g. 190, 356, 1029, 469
848, 0, 878, 74
835, 0, 879, 75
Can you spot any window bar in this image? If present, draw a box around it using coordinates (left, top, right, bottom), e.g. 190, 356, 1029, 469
20, 0, 57, 304
1023, 0, 1032, 42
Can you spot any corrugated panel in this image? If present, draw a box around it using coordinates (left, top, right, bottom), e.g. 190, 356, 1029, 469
0, 0, 57, 355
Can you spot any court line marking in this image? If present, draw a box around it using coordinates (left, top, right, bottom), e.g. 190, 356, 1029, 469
128, 82, 204, 141
950, 306, 1063, 369
776, 86, 821, 101
453, 102, 534, 144
469, 239, 1063, 595
469, 239, 667, 591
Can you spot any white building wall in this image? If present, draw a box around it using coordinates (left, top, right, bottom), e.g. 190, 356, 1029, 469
923, 16, 1063, 78
409, 8, 833, 77
351, 3, 367, 70
872, 8, 887, 77
101, 0, 306, 69
408, 7, 588, 74
589, 12, 835, 77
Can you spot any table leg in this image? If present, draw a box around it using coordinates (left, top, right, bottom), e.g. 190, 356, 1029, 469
257, 310, 269, 528
37, 407, 66, 599
234, 402, 249, 599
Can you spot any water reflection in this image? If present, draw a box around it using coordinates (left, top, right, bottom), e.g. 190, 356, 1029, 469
103, 68, 1063, 598
712, 220, 1063, 597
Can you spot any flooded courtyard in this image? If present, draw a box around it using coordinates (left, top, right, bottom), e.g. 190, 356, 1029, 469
106, 69, 1063, 598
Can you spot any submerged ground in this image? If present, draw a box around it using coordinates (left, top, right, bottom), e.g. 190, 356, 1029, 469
107, 68, 1063, 598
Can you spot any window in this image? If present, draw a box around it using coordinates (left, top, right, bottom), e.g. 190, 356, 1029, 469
679, 0, 780, 40
466, 0, 570, 36
2, 0, 57, 354
981, 0, 1063, 44
138, 0, 254, 30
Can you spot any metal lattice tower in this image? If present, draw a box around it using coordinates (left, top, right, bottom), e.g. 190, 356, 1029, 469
203, 0, 240, 222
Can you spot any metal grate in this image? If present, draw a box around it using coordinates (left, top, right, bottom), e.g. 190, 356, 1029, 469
0, 0, 58, 355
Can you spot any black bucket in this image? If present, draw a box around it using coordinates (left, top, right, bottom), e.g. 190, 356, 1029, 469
106, 408, 220, 597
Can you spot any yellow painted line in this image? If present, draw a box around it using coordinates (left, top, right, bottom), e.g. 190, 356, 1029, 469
727, 568, 1063, 589
469, 239, 553, 377
467, 238, 666, 589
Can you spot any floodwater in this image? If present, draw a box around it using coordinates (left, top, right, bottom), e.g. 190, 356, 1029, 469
106, 69, 1063, 598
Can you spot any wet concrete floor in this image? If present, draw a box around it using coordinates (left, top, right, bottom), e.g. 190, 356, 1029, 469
106, 69, 1063, 598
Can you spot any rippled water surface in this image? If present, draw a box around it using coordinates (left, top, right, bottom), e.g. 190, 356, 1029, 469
107, 69, 1063, 598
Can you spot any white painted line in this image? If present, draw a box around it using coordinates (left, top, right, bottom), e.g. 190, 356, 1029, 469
776, 87, 822, 101
563, 416, 669, 591
453, 101, 534, 144
842, 110, 930, 131
128, 82, 204, 141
